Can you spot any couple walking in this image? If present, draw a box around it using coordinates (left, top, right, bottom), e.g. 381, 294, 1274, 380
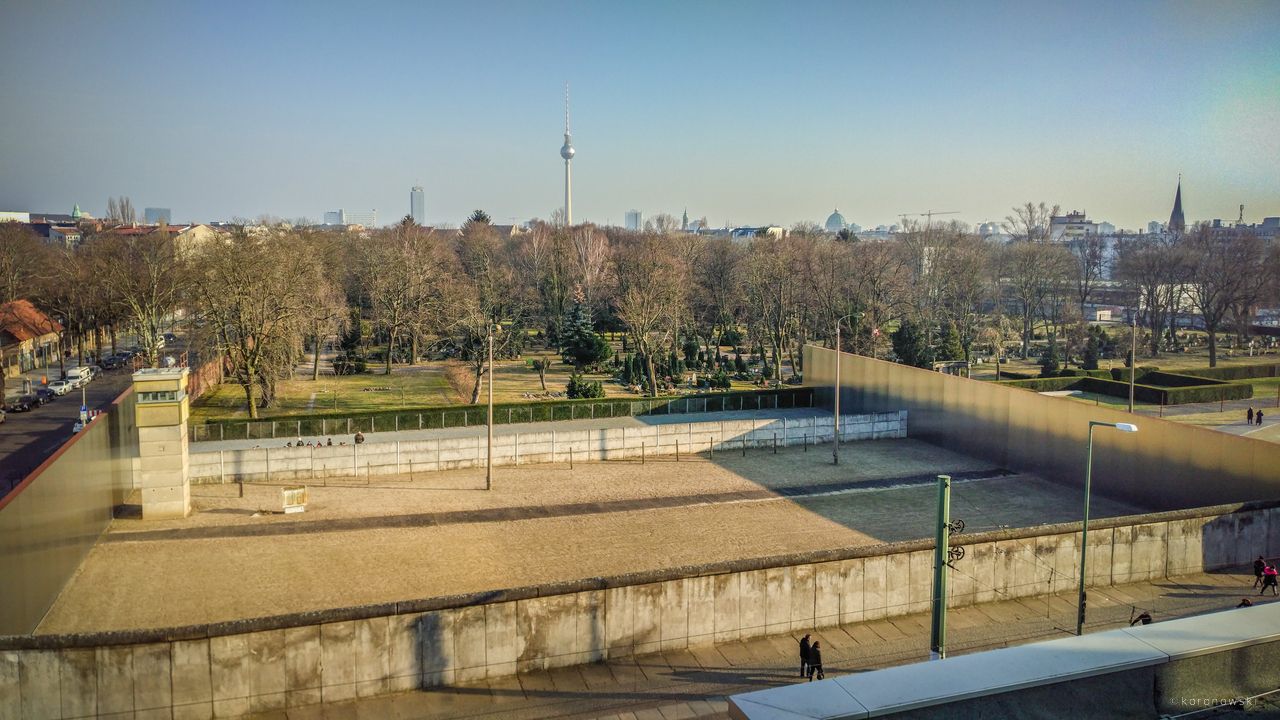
798, 634, 824, 681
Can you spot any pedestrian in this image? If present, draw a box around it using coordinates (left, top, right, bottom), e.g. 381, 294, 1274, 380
1262, 564, 1279, 596
354, 431, 365, 444
326, 438, 333, 446
1258, 410, 1265, 426
1238, 598, 1253, 608
807, 641, 824, 681
1130, 610, 1153, 626
1255, 556, 1267, 589
798, 633, 811, 678
1248, 407, 1255, 424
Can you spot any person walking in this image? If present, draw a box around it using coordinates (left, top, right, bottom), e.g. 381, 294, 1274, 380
798, 634, 811, 678
807, 641, 824, 681
1258, 410, 1265, 426
1247, 407, 1255, 425
1262, 564, 1279, 596
1255, 556, 1267, 589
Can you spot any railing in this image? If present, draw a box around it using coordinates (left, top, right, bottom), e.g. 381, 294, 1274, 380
190, 388, 815, 443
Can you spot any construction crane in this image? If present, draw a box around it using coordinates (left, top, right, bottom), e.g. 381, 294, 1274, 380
897, 210, 961, 229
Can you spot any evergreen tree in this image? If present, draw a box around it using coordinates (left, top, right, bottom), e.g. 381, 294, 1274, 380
1039, 342, 1061, 377
1082, 333, 1100, 370
936, 322, 965, 362
560, 289, 611, 370
566, 374, 605, 399
891, 320, 933, 368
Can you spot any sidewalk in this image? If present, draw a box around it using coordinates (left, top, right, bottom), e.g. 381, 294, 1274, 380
247, 569, 1272, 720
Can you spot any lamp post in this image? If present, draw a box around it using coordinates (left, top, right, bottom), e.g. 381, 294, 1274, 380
833, 313, 860, 465
1077, 420, 1138, 635
485, 322, 499, 491
1129, 299, 1138, 413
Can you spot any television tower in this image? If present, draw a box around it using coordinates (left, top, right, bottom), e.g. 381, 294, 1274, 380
560, 83, 575, 226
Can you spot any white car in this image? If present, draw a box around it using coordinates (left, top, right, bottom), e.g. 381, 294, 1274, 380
47, 380, 75, 396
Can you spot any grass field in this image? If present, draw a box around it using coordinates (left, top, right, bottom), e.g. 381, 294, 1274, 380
190, 351, 764, 423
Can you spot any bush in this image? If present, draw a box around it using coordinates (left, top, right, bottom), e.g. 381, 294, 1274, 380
332, 355, 368, 375
566, 374, 605, 399
709, 369, 731, 390
720, 328, 744, 347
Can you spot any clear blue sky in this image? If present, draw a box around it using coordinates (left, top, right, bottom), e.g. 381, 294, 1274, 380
1, 0, 1277, 230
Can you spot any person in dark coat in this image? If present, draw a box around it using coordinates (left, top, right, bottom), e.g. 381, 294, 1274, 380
807, 641, 824, 681
1258, 410, 1265, 426
1255, 556, 1267, 589
1248, 407, 1255, 424
798, 634, 811, 677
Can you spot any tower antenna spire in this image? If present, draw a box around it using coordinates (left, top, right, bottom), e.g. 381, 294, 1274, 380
565, 82, 570, 133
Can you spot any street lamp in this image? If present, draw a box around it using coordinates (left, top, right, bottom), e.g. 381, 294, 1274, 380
485, 322, 501, 491
833, 313, 860, 465
1076, 420, 1138, 635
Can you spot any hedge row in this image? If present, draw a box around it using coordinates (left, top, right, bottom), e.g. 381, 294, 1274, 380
999, 375, 1253, 405
1057, 369, 1112, 379
1181, 364, 1280, 381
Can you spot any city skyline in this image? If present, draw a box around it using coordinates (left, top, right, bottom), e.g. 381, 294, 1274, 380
1, 1, 1277, 229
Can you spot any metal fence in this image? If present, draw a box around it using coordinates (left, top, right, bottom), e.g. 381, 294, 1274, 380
190, 388, 815, 443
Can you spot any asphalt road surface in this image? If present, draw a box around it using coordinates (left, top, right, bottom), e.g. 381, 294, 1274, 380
0, 369, 132, 494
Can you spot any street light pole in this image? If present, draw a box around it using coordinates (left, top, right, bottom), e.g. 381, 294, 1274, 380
1077, 420, 1138, 635
833, 313, 857, 465
486, 323, 495, 491
1129, 302, 1137, 413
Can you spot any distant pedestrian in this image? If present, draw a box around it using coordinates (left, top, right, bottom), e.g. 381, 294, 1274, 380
807, 641, 824, 681
354, 431, 365, 444
1255, 556, 1267, 589
1130, 610, 1153, 626
1248, 407, 1255, 424
326, 438, 333, 446
798, 634, 811, 677
1258, 410, 1265, 426
1238, 598, 1253, 608
1262, 565, 1278, 596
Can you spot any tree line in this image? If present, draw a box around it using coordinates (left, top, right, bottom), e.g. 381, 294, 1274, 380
1, 204, 1276, 416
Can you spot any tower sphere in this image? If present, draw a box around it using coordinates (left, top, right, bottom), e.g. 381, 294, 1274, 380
560, 133, 575, 160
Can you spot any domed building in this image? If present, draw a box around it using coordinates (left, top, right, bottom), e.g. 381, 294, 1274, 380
824, 208, 847, 233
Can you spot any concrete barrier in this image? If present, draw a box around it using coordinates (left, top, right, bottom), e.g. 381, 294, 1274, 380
3, 501, 1278, 717
187, 412, 908, 484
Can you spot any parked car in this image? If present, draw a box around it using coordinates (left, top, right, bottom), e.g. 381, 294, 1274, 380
7, 396, 35, 412
34, 388, 57, 404
47, 379, 75, 396
27, 391, 48, 407
62, 366, 93, 386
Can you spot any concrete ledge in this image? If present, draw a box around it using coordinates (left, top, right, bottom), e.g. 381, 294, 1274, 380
728, 603, 1280, 720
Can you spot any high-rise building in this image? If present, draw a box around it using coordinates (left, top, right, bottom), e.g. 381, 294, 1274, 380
625, 210, 642, 231
410, 186, 425, 225
144, 207, 171, 224
560, 84, 575, 226
324, 211, 343, 225
343, 210, 377, 227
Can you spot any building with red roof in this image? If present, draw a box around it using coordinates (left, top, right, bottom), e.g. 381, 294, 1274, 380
0, 300, 62, 376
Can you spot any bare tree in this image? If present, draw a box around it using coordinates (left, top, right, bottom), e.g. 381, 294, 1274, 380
1068, 234, 1106, 317
89, 228, 186, 368
742, 233, 802, 381
0, 222, 48, 302
1000, 240, 1074, 357
1002, 202, 1060, 243
189, 228, 321, 417
1182, 225, 1265, 366
614, 234, 682, 396
1115, 234, 1188, 357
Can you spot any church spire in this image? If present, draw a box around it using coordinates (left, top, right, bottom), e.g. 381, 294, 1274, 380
1168, 175, 1185, 234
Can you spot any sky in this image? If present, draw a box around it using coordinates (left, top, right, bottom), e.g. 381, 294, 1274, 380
1, 1, 1277, 231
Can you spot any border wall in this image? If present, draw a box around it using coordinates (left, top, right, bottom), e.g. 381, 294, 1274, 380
188, 412, 907, 484
0, 389, 137, 635
804, 345, 1280, 511
3, 501, 1278, 717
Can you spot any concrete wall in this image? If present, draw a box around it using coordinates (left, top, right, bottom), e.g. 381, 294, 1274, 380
804, 345, 1280, 511
187, 412, 907, 484
0, 389, 137, 636
4, 502, 1278, 717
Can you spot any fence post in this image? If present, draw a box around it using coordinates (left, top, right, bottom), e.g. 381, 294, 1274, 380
570, 447, 574, 470
419, 414, 423, 430
272, 421, 276, 439
641, 442, 645, 465
773, 433, 778, 454
676, 440, 679, 462
395, 416, 399, 432
220, 424, 224, 442
220, 450, 225, 484
347, 418, 351, 435
741, 436, 745, 457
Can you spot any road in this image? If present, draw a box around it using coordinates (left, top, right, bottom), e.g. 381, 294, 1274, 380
0, 368, 132, 494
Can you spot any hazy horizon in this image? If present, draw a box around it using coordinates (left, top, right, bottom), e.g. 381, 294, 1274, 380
1, 1, 1277, 230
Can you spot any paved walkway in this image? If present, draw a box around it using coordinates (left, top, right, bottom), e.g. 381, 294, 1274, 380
246, 569, 1272, 720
